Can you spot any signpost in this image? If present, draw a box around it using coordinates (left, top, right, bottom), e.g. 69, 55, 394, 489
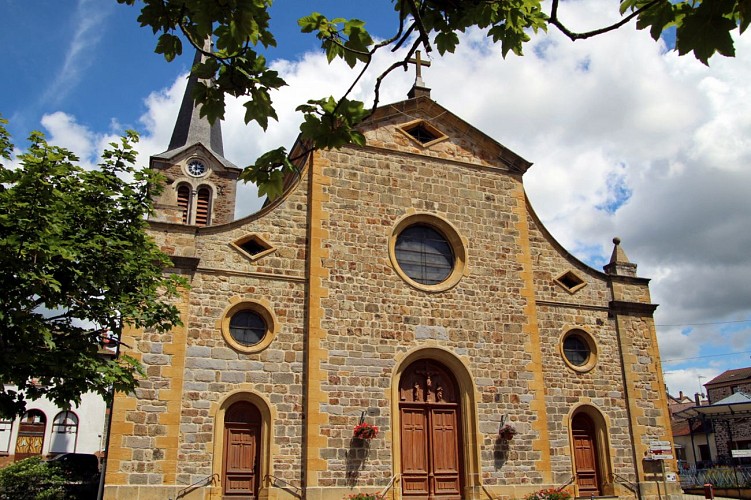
648, 441, 674, 460
731, 449, 751, 458
648, 440, 675, 500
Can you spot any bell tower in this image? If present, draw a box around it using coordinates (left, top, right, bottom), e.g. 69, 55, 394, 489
149, 46, 241, 226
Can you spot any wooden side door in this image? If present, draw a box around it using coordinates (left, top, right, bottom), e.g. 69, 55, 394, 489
572, 414, 600, 496
223, 402, 261, 498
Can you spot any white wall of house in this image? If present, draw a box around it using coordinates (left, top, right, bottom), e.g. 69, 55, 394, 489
0, 388, 107, 459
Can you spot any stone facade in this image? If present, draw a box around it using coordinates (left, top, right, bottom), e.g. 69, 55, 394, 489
104, 90, 679, 500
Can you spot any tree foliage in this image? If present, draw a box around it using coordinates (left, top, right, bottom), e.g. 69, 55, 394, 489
0, 456, 66, 500
118, 0, 749, 197
0, 117, 183, 417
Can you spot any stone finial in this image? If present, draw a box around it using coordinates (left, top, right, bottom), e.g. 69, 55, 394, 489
603, 237, 638, 277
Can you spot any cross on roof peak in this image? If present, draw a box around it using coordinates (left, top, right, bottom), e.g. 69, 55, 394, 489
408, 50, 431, 88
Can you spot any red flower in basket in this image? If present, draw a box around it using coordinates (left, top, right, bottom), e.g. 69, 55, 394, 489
499, 423, 517, 440
353, 421, 379, 440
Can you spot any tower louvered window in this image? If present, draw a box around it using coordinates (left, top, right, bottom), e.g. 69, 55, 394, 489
195, 186, 211, 226
177, 185, 191, 224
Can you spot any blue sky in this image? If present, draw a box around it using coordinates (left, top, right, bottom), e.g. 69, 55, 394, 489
2, 0, 751, 398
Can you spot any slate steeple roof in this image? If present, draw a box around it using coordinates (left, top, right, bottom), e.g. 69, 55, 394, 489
153, 42, 239, 172
167, 47, 224, 156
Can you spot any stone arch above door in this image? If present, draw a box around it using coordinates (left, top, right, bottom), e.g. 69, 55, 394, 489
212, 391, 274, 499
569, 405, 614, 497
391, 348, 481, 499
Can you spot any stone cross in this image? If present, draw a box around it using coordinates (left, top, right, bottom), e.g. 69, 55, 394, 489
408, 50, 431, 87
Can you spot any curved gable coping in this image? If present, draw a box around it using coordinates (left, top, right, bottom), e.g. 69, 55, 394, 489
525, 193, 609, 281
147, 149, 310, 234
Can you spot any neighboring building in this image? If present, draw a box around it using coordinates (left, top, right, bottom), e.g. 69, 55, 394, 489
704, 369, 751, 464
104, 55, 678, 500
0, 389, 107, 467
672, 368, 751, 467
705, 367, 751, 405
668, 392, 714, 469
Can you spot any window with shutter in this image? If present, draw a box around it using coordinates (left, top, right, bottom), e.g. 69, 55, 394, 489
177, 185, 191, 224
196, 187, 211, 226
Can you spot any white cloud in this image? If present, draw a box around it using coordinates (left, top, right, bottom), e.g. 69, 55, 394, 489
40, 0, 116, 107
40, 112, 120, 170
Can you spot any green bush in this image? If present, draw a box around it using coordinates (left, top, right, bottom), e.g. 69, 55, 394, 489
0, 457, 66, 500
346, 494, 379, 500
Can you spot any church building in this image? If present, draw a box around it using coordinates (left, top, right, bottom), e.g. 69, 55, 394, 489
104, 54, 679, 500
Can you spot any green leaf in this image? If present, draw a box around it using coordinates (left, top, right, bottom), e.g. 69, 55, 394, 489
435, 31, 460, 55
155, 33, 182, 62
676, 1, 738, 64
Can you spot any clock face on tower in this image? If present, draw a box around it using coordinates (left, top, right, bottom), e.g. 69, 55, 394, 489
187, 160, 207, 177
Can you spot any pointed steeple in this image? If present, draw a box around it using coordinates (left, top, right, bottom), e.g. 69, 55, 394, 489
167, 41, 224, 156
604, 237, 638, 277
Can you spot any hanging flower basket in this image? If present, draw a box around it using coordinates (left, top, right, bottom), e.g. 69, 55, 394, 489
353, 421, 379, 440
499, 423, 517, 440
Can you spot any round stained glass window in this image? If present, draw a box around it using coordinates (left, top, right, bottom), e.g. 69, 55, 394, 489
229, 310, 267, 346
563, 333, 592, 367
394, 224, 455, 285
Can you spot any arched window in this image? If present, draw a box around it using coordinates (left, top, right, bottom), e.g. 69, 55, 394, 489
195, 186, 212, 226
50, 411, 79, 454
176, 184, 191, 224
15, 410, 46, 460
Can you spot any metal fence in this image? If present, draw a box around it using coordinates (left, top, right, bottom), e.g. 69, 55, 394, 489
680, 466, 751, 489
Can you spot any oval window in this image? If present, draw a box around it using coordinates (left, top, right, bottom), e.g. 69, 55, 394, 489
563, 334, 590, 366
229, 310, 267, 346
561, 329, 598, 372
394, 224, 454, 285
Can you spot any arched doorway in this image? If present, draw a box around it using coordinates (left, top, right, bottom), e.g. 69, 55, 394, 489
15, 410, 46, 461
572, 412, 601, 496
399, 359, 463, 500
223, 401, 262, 498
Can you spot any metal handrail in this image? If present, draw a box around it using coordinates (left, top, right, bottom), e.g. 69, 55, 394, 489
481, 483, 496, 500
174, 473, 218, 499
266, 474, 303, 498
377, 474, 400, 500
557, 476, 575, 491
611, 472, 640, 498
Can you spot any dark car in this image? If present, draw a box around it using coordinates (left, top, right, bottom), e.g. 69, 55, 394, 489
47, 453, 100, 499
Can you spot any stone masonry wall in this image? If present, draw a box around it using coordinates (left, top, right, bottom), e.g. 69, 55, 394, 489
309, 137, 550, 492
106, 169, 311, 496
526, 213, 638, 485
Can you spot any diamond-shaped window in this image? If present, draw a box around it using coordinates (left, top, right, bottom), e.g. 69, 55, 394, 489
398, 120, 448, 148
231, 234, 275, 262
554, 270, 586, 294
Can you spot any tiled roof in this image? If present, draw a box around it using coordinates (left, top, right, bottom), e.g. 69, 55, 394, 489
705, 367, 751, 386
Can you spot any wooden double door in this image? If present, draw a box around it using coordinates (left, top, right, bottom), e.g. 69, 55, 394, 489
572, 413, 601, 497
223, 401, 261, 498
400, 360, 463, 500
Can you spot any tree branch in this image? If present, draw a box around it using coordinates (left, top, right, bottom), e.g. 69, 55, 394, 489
548, 0, 663, 41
